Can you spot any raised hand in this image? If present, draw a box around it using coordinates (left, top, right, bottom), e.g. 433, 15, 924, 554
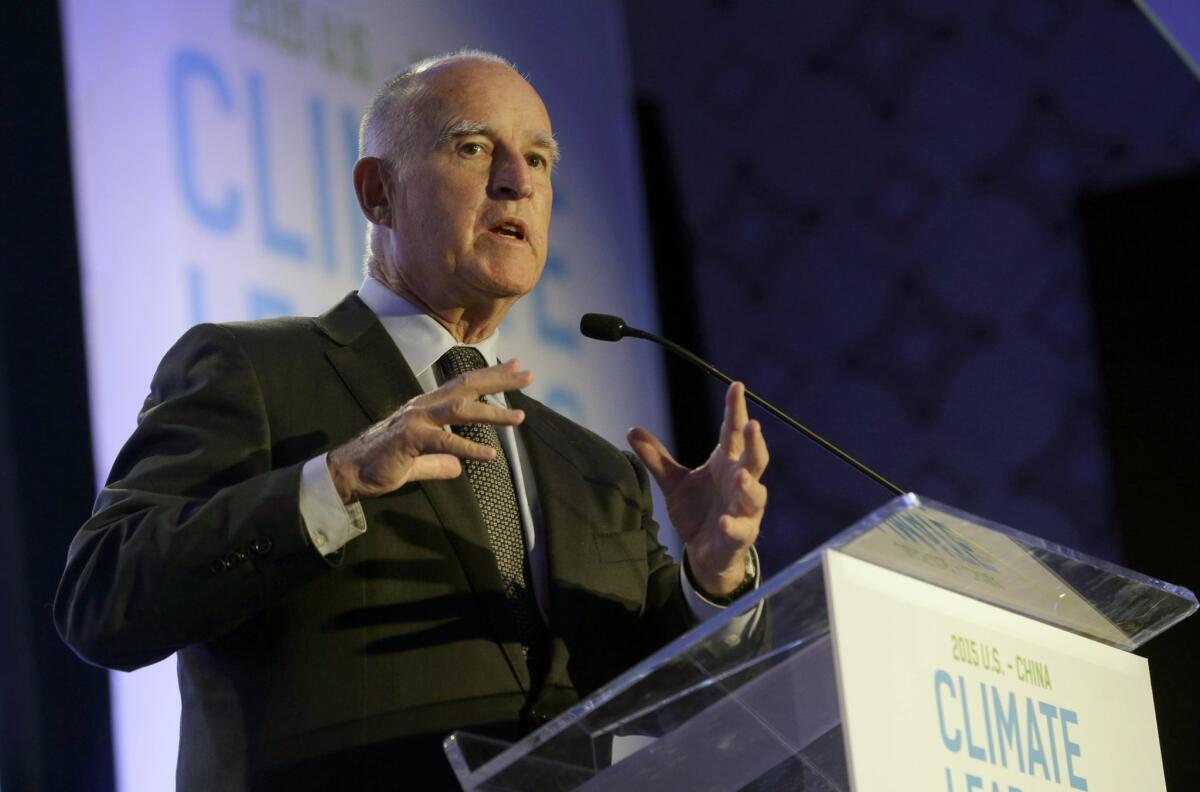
327, 358, 532, 503
627, 382, 769, 598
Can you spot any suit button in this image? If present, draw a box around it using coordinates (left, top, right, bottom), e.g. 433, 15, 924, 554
222, 553, 239, 569
233, 548, 249, 564
252, 537, 273, 556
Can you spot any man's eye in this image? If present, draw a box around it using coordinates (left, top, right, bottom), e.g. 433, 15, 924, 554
526, 153, 545, 169
460, 142, 484, 156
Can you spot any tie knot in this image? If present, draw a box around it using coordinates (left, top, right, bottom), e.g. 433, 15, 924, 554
439, 345, 488, 381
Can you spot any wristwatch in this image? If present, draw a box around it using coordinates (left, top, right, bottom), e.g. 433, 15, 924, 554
684, 547, 758, 606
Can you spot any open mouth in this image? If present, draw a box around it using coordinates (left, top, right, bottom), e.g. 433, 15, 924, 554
489, 221, 526, 241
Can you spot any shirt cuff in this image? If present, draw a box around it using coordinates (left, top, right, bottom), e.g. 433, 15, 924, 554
299, 454, 367, 555
680, 545, 763, 631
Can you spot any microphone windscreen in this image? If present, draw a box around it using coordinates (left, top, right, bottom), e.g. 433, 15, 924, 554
580, 313, 626, 342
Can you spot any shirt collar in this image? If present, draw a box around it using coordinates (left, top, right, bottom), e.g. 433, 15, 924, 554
356, 276, 503, 381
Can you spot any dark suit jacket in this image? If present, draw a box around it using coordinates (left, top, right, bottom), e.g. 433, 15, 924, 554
55, 293, 694, 791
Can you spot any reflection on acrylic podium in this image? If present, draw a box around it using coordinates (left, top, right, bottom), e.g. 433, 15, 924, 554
444, 494, 1197, 791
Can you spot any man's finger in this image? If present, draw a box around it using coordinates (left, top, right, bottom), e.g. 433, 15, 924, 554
421, 425, 497, 461
408, 454, 465, 481
732, 468, 768, 514
430, 398, 525, 428
447, 359, 533, 399
719, 382, 748, 458
741, 419, 769, 477
627, 426, 686, 488
718, 513, 757, 548
408, 359, 532, 409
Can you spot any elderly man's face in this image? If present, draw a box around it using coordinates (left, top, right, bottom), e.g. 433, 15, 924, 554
385, 61, 555, 312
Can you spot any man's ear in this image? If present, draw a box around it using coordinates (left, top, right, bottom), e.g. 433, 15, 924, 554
353, 156, 392, 226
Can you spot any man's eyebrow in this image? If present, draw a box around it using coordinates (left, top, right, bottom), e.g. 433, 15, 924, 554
437, 119, 561, 165
531, 130, 561, 166
437, 119, 490, 144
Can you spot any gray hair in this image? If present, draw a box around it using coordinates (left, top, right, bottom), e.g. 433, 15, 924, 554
358, 49, 518, 274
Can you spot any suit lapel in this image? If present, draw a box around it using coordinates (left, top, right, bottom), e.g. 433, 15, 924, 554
509, 392, 612, 642
315, 293, 532, 691
317, 293, 419, 424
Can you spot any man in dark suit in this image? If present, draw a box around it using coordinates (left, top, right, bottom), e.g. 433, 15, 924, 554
55, 51, 768, 790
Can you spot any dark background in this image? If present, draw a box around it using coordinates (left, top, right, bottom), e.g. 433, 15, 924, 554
2, 1, 1196, 789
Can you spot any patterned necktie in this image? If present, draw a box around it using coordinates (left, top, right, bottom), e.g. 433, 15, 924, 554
437, 346, 544, 660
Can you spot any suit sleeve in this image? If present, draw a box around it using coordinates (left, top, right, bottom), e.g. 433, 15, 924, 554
54, 323, 333, 671
623, 451, 697, 660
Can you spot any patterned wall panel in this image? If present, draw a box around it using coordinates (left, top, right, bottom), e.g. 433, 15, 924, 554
625, 0, 1198, 571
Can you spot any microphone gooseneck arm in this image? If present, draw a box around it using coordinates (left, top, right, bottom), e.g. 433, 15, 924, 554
580, 313, 905, 497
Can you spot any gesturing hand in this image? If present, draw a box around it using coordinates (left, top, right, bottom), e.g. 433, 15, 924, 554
327, 358, 532, 504
627, 382, 769, 598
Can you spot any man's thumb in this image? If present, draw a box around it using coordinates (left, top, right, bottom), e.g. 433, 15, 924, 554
627, 426, 685, 488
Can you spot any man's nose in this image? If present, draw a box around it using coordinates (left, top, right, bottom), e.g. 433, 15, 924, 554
489, 151, 534, 200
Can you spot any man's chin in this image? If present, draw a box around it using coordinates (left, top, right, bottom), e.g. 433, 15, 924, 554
465, 259, 544, 301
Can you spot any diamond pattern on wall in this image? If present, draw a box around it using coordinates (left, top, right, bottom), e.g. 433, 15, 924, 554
737, 334, 811, 399
974, 90, 1127, 234
909, 455, 978, 506
700, 163, 821, 302
1008, 397, 1110, 540
857, 155, 942, 239
698, 50, 778, 121
764, 469, 872, 558
626, 0, 1198, 565
808, 0, 955, 121
1025, 267, 1095, 361
841, 275, 991, 423
989, 0, 1076, 53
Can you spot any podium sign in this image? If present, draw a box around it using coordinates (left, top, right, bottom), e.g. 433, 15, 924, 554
826, 550, 1165, 792
445, 495, 1196, 791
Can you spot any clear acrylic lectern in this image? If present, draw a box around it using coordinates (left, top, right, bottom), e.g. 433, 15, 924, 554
443, 494, 1197, 791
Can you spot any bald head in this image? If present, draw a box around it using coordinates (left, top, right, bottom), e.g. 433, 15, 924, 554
360, 50, 526, 171
352, 51, 557, 336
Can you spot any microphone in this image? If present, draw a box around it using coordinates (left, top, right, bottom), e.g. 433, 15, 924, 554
580, 313, 905, 497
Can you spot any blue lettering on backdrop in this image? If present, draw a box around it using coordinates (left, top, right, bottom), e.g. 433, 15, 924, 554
173, 48, 368, 274
250, 288, 294, 319
248, 72, 308, 261
173, 49, 377, 333
532, 253, 579, 349
544, 387, 584, 424
527, 185, 585, 423
185, 269, 295, 323
341, 108, 366, 270
172, 49, 240, 232
187, 266, 207, 323
309, 96, 336, 272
